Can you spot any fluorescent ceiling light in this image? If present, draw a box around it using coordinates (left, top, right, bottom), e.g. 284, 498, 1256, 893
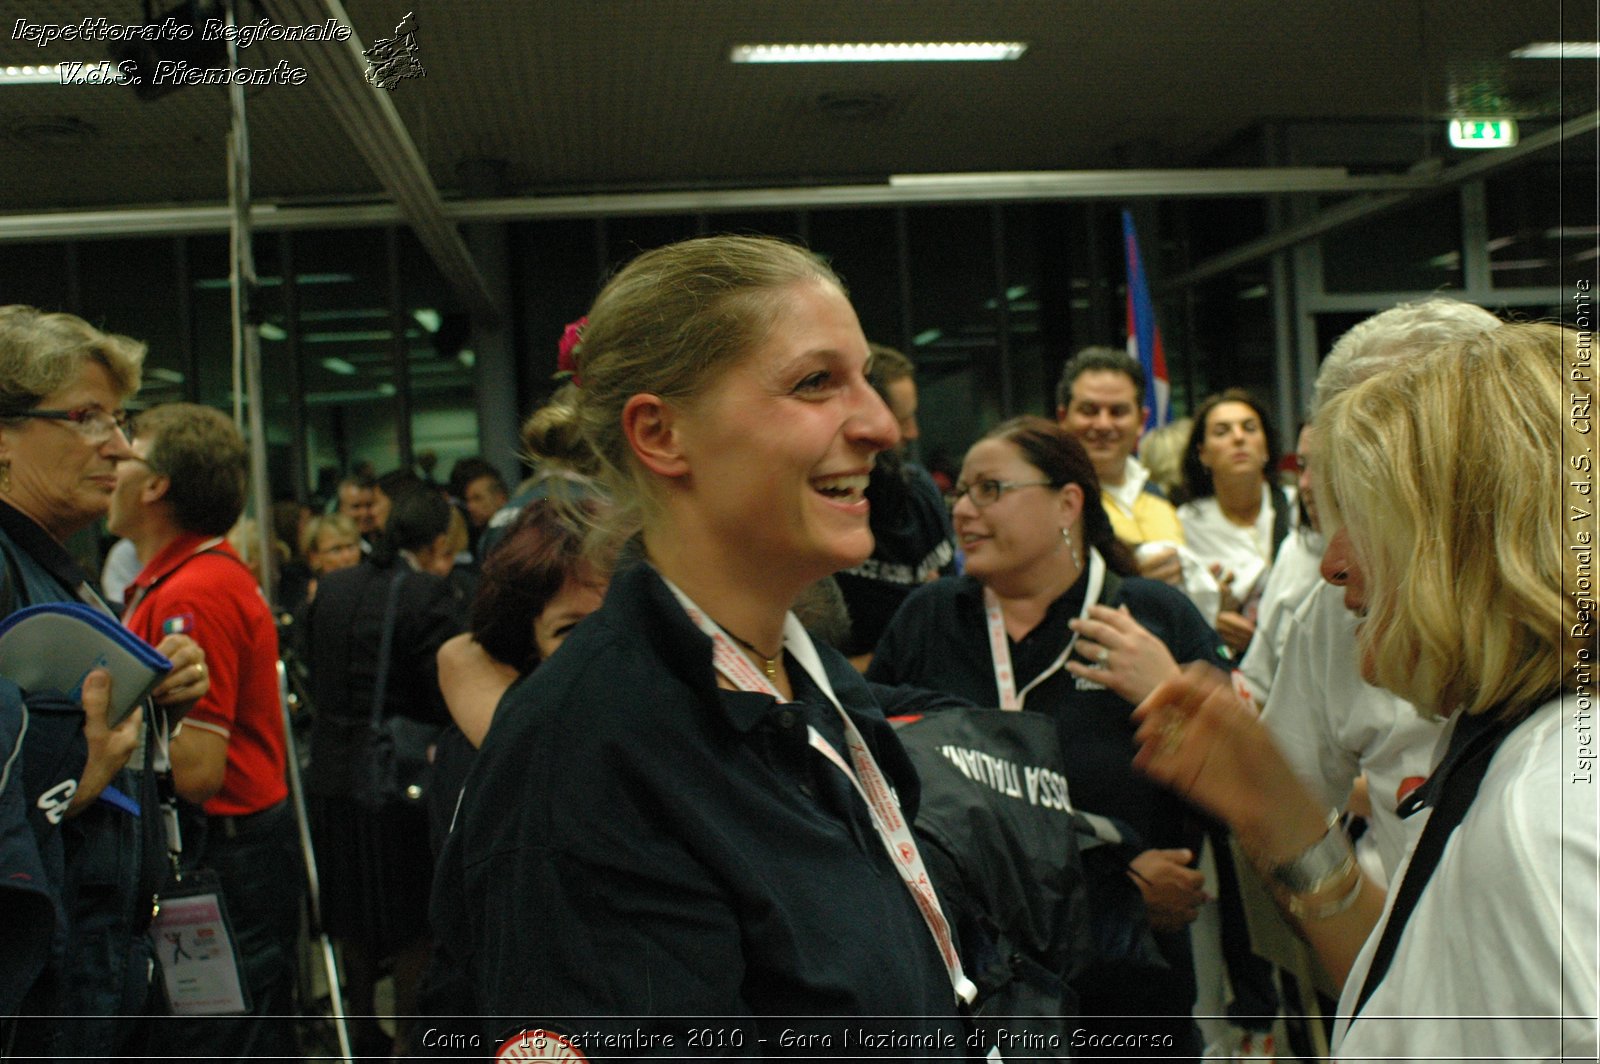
193, 273, 355, 291
1511, 41, 1600, 59
320, 357, 358, 376
303, 329, 421, 343
258, 322, 288, 341
730, 42, 1026, 64
0, 63, 130, 85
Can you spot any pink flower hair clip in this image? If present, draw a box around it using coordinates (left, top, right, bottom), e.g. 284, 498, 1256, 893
556, 316, 587, 386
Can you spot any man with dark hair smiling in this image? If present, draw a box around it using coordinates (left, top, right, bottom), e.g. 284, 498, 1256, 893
1056, 346, 1184, 585
108, 403, 300, 1058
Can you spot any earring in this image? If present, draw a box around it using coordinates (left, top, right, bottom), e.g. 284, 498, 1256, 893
0, 461, 10, 494
1060, 526, 1072, 550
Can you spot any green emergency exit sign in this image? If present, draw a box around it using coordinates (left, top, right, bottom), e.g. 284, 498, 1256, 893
1448, 118, 1519, 149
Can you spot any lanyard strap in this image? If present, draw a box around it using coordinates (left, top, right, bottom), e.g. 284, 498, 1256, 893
661, 576, 977, 1006
120, 535, 223, 870
985, 547, 1106, 711
121, 536, 227, 619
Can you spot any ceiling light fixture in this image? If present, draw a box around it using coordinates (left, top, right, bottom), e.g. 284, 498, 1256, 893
730, 42, 1027, 64
0, 63, 130, 86
1511, 41, 1600, 59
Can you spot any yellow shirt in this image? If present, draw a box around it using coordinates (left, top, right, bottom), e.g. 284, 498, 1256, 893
1102, 486, 1184, 546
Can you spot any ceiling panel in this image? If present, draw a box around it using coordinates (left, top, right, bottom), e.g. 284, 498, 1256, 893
0, 0, 1591, 215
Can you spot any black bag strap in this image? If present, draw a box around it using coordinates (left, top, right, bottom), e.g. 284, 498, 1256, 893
1268, 482, 1293, 562
1350, 709, 1519, 1020
368, 569, 409, 732
0, 536, 21, 618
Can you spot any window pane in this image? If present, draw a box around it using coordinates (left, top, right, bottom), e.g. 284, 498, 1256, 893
1485, 163, 1598, 291
0, 243, 73, 314
75, 238, 186, 408
1321, 195, 1462, 293
905, 206, 1001, 466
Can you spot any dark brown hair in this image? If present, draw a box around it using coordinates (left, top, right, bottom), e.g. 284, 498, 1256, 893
1176, 388, 1279, 505
471, 498, 600, 673
980, 415, 1139, 577
134, 403, 248, 537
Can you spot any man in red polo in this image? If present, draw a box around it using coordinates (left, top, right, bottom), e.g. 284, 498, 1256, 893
109, 403, 299, 1058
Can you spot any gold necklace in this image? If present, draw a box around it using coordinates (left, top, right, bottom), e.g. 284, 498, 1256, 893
725, 628, 782, 679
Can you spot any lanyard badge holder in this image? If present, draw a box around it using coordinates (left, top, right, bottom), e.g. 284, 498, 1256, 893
663, 576, 978, 1008
149, 863, 252, 1015
985, 547, 1107, 711
124, 549, 251, 1015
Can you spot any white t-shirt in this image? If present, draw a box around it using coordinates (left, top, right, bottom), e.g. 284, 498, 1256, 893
1332, 696, 1598, 1061
1176, 483, 1293, 610
1237, 525, 1324, 705
1259, 583, 1443, 880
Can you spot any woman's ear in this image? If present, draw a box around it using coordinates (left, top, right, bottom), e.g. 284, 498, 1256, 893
1056, 482, 1085, 530
621, 393, 690, 478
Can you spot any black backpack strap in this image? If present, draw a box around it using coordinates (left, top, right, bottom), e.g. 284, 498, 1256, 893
1268, 483, 1293, 562
1350, 709, 1519, 1020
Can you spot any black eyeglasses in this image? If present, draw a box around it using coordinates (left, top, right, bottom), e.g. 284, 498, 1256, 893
12, 407, 134, 442
946, 478, 1055, 509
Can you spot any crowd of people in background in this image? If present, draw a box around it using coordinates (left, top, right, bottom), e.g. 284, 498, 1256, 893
0, 235, 1592, 1064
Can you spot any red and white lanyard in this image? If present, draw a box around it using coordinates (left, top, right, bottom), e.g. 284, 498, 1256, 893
662, 577, 978, 1006
985, 547, 1106, 711
121, 536, 227, 618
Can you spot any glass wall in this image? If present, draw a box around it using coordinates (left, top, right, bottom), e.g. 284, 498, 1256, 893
4, 150, 1589, 511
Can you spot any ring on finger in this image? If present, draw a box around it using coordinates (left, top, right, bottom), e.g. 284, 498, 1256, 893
1095, 646, 1110, 668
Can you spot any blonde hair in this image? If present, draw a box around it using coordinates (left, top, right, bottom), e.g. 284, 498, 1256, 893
519, 382, 597, 480
1318, 322, 1578, 720
559, 235, 844, 538
0, 305, 145, 411
1137, 416, 1191, 498
301, 513, 359, 559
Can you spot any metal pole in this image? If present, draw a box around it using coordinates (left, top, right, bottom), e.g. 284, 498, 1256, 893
279, 660, 352, 1062
223, 0, 276, 609
226, 5, 347, 1059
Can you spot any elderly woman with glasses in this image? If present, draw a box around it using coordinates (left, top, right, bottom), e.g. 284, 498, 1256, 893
0, 305, 210, 1057
869, 415, 1230, 1053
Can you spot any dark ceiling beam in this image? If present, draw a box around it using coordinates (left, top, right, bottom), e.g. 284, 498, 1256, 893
260, 0, 501, 326
1159, 109, 1600, 293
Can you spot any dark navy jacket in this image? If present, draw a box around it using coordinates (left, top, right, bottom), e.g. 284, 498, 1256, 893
0, 501, 160, 1060
435, 562, 969, 1057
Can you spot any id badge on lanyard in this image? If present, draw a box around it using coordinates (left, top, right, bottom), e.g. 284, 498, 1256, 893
986, 547, 1107, 711
661, 576, 978, 1007
149, 867, 251, 1015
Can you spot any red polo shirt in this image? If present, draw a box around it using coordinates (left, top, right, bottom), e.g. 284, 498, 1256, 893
123, 533, 287, 817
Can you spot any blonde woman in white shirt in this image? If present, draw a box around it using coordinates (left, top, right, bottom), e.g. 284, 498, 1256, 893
1134, 323, 1596, 1061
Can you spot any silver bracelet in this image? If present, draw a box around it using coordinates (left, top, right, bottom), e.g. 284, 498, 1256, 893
1266, 809, 1354, 895
1285, 860, 1363, 920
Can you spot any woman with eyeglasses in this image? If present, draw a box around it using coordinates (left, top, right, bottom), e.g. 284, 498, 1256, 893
869, 416, 1228, 1054
0, 305, 210, 1056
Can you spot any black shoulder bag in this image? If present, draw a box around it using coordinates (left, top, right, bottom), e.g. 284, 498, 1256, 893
351, 569, 439, 810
